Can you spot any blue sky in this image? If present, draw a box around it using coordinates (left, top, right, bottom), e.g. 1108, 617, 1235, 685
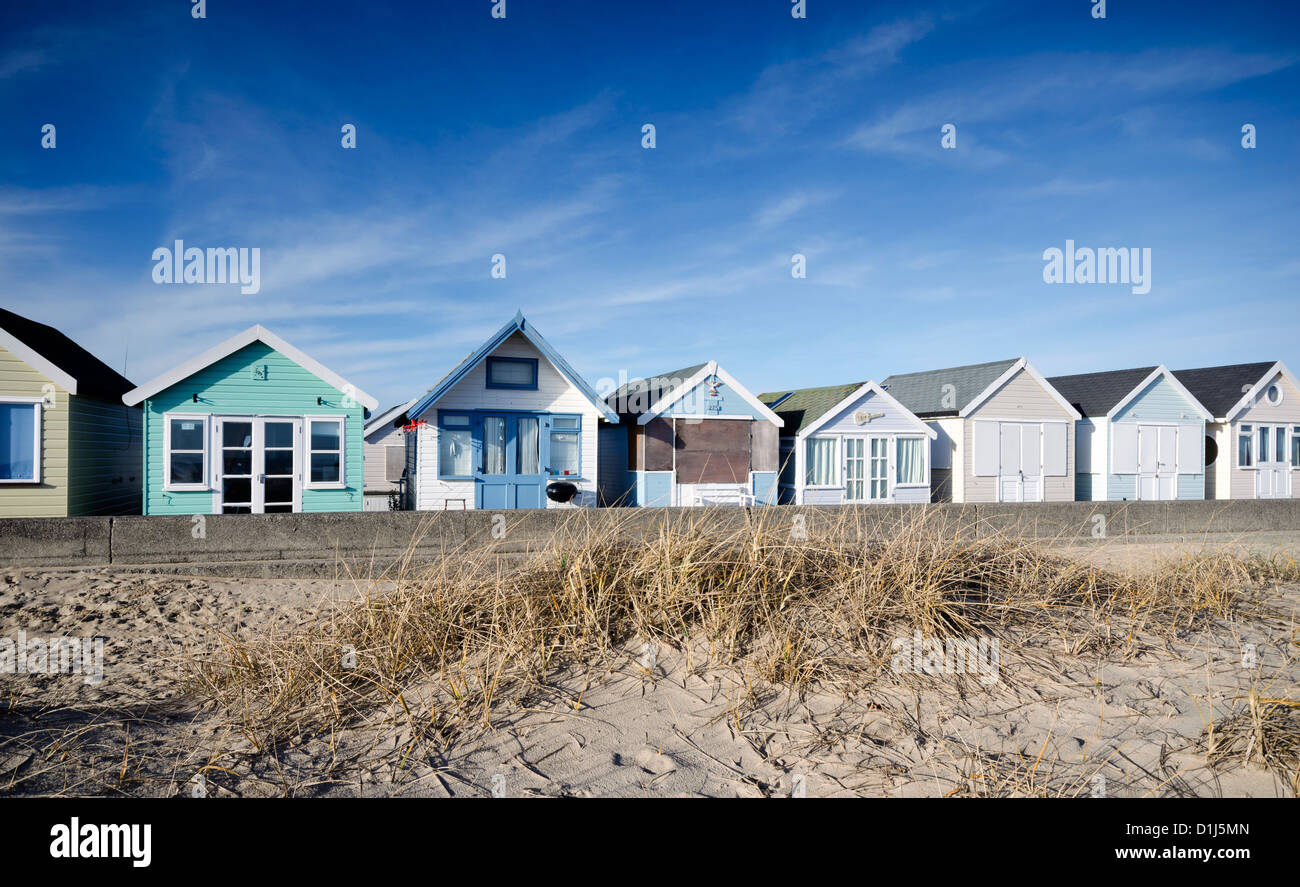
2, 0, 1297, 410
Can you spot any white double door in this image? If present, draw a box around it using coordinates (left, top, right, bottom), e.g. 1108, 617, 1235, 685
1255, 425, 1292, 499
213, 416, 303, 514
997, 423, 1043, 503
1136, 424, 1178, 500
844, 436, 890, 502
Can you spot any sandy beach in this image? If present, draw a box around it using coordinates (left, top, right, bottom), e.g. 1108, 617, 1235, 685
1, 531, 1297, 798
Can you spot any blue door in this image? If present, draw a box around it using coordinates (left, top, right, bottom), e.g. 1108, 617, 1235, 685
476, 414, 546, 509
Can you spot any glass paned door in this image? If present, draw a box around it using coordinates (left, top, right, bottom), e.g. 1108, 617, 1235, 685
215, 417, 302, 514
482, 416, 507, 475
475, 413, 547, 509
220, 420, 254, 514
262, 420, 297, 513
869, 438, 889, 500
844, 438, 865, 501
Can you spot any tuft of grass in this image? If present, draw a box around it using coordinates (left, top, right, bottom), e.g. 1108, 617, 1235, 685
183, 508, 1293, 753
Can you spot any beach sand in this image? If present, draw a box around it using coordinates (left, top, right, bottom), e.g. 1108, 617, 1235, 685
1, 534, 1297, 798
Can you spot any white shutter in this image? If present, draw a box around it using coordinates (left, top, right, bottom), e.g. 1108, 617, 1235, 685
1112, 423, 1139, 474
973, 421, 999, 476
1176, 426, 1200, 473
1043, 423, 1068, 476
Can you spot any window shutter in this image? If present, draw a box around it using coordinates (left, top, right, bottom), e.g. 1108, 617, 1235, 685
1112, 424, 1139, 474
1176, 427, 1200, 473
973, 421, 999, 477
1043, 423, 1068, 476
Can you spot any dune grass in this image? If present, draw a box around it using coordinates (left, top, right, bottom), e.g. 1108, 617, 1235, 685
183, 508, 1300, 759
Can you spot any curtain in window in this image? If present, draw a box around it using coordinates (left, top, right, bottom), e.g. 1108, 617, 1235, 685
896, 437, 924, 484
517, 417, 540, 474
805, 437, 837, 485
482, 417, 506, 474
438, 429, 472, 476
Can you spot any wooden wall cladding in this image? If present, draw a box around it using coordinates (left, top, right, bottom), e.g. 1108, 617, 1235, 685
642, 417, 676, 472
750, 420, 779, 472
673, 418, 752, 483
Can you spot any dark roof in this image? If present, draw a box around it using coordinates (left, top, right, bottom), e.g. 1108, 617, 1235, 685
606, 363, 707, 417
1172, 362, 1276, 419
0, 308, 135, 400
1046, 367, 1159, 417
758, 382, 866, 436
881, 358, 1019, 418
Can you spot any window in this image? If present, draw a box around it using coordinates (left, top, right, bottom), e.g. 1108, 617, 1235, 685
165, 415, 208, 490
486, 357, 538, 390
1238, 425, 1253, 468
896, 437, 925, 485
549, 416, 580, 476
384, 445, 405, 483
438, 414, 473, 477
0, 399, 41, 483
1266, 383, 1283, 406
307, 418, 343, 486
1292, 427, 1300, 468
518, 417, 540, 474
805, 437, 837, 485
1276, 426, 1287, 463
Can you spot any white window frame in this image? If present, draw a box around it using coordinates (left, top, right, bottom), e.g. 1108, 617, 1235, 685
0, 397, 43, 485
894, 435, 929, 487
163, 413, 210, 492
803, 436, 840, 488
1265, 383, 1284, 406
306, 415, 347, 490
1237, 424, 1254, 469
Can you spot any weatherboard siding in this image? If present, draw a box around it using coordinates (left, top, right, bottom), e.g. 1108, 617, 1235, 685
67, 395, 142, 515
142, 341, 364, 515
962, 368, 1075, 503
1106, 374, 1206, 501
1229, 372, 1300, 500
413, 333, 602, 509
0, 343, 69, 516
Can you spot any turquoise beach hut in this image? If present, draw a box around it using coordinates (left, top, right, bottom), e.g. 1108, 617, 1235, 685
122, 325, 378, 515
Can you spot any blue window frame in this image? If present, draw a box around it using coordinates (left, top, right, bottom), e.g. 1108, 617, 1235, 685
486, 357, 538, 390
547, 414, 582, 477
435, 410, 582, 479
437, 412, 476, 479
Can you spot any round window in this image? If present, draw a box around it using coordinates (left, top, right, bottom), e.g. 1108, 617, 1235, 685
1266, 384, 1283, 406
1204, 436, 1217, 467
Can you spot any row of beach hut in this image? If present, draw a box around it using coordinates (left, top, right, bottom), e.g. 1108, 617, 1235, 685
1, 308, 1297, 517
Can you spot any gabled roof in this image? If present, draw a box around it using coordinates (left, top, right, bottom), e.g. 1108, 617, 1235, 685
881, 358, 1020, 417
122, 325, 379, 410
1047, 366, 1160, 417
608, 363, 707, 418
407, 312, 618, 423
798, 381, 937, 441
0, 307, 135, 400
1171, 361, 1281, 420
958, 359, 1080, 419
365, 398, 416, 438
759, 381, 866, 436
613, 361, 782, 426
1222, 361, 1300, 422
